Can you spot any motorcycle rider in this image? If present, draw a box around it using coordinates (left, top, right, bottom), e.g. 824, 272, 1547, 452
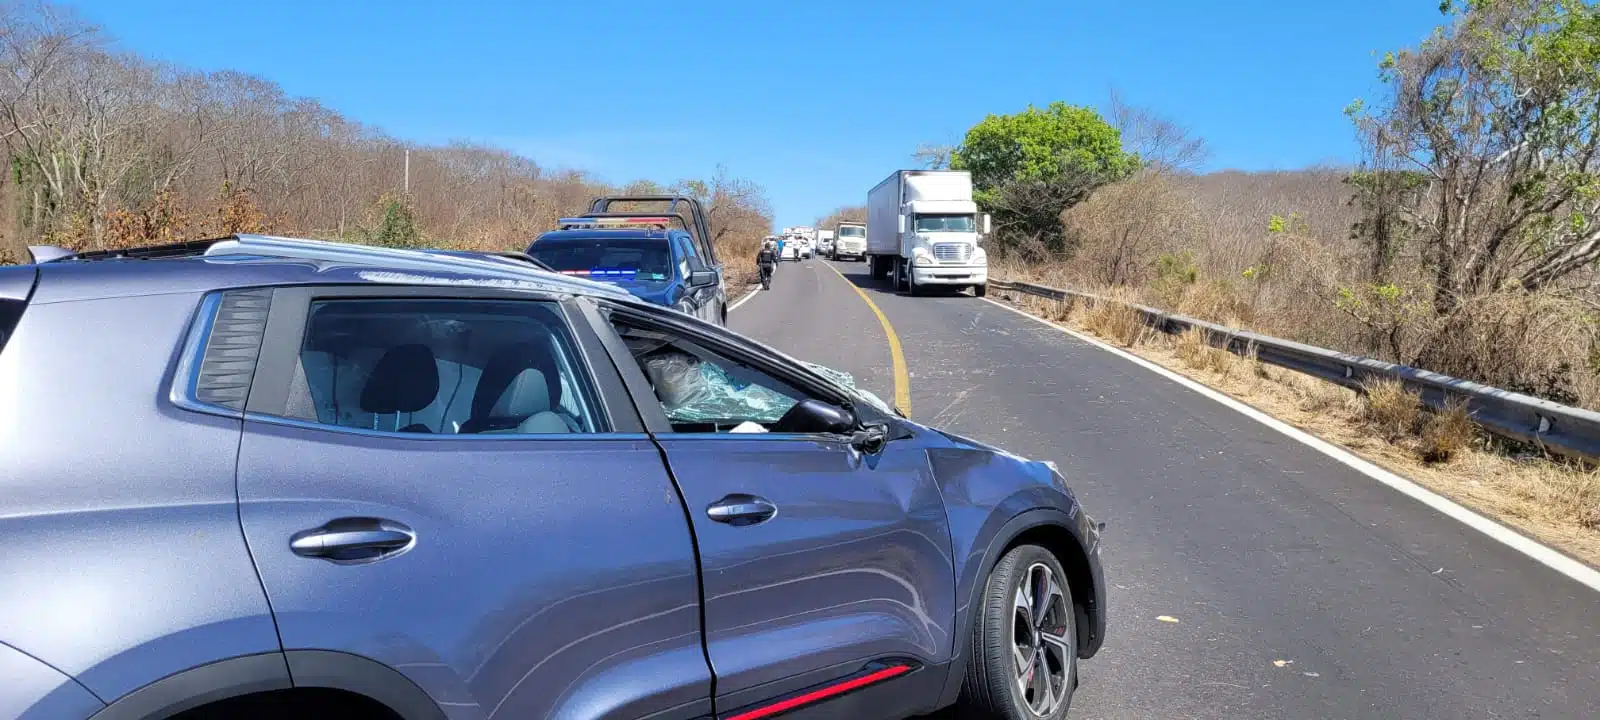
756, 238, 777, 289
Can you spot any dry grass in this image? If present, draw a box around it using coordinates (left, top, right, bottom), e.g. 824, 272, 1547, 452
1361, 378, 1422, 442
997, 289, 1600, 567
1419, 399, 1475, 463
1084, 297, 1145, 347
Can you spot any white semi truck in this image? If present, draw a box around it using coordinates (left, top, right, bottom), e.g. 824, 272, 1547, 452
866, 170, 990, 296
833, 222, 866, 261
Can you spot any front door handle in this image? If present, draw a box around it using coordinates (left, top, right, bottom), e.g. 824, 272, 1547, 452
706, 494, 777, 526
290, 517, 415, 564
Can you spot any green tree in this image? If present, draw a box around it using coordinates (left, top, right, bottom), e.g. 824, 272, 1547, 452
952, 102, 1138, 256
361, 192, 424, 248
1351, 0, 1600, 312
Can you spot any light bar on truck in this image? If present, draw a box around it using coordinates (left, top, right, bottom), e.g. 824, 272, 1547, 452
556, 216, 674, 229
557, 268, 640, 277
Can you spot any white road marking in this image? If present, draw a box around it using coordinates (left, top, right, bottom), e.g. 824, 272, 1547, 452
980, 297, 1600, 593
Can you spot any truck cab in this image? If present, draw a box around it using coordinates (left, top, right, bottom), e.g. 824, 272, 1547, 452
867, 170, 991, 297
834, 223, 867, 261
528, 216, 727, 325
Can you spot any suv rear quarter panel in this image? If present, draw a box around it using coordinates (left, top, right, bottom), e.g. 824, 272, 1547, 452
0, 289, 280, 701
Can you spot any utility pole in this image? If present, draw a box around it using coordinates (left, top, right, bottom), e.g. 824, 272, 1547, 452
403, 148, 410, 195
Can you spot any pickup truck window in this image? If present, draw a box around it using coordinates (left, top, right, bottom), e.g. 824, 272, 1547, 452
528, 238, 674, 282
913, 214, 975, 233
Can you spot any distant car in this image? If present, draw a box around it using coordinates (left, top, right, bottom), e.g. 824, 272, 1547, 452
0, 234, 1105, 720
528, 215, 727, 326
818, 236, 835, 256
781, 241, 800, 261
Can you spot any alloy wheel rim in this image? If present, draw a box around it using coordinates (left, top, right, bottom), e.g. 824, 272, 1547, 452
1012, 562, 1071, 716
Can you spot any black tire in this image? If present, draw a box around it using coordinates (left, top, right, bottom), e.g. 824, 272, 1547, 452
959, 544, 1077, 719
974, 283, 988, 298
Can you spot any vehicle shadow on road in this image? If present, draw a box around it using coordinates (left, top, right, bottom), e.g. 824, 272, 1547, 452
826, 260, 974, 300
826, 260, 889, 295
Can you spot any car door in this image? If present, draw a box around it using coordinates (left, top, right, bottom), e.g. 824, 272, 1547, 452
584, 302, 956, 719
232, 286, 712, 720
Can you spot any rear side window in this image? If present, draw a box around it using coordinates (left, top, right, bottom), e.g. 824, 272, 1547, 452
281, 299, 605, 435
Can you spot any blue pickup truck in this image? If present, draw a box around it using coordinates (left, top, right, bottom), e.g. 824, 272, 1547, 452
527, 199, 728, 325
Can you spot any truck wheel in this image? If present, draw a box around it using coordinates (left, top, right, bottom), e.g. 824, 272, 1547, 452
974, 283, 988, 298
907, 268, 922, 296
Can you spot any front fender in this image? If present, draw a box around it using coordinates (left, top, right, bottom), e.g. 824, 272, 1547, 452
922, 445, 1105, 708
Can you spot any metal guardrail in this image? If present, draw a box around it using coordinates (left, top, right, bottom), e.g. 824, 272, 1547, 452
992, 279, 1600, 464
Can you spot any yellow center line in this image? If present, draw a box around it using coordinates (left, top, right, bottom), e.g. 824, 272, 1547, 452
819, 261, 912, 418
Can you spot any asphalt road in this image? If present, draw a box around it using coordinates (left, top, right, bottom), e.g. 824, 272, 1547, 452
732, 257, 1600, 720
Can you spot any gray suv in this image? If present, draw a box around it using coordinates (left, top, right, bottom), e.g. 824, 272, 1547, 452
0, 235, 1104, 720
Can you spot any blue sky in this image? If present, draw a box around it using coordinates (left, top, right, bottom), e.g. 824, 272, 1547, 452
70, 0, 1444, 228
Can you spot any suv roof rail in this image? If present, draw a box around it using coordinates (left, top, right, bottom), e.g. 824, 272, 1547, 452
422, 248, 557, 273
202, 235, 628, 294
36, 234, 628, 299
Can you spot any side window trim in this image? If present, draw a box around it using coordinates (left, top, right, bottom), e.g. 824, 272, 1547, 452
240, 286, 643, 440
170, 288, 274, 419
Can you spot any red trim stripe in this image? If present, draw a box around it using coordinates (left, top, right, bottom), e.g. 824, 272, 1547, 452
724, 664, 912, 720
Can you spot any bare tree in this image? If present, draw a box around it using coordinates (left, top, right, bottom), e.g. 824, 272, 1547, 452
0, 0, 774, 264
1108, 90, 1210, 175
911, 143, 953, 170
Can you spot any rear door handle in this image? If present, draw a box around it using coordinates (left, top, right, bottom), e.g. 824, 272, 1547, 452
290, 518, 415, 564
706, 494, 777, 526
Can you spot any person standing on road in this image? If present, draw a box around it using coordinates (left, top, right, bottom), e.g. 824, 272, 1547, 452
756, 239, 777, 289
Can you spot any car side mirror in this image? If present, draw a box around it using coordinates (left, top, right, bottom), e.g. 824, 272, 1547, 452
897, 214, 907, 234
770, 398, 856, 435
689, 270, 718, 287
850, 423, 889, 454
982, 213, 992, 235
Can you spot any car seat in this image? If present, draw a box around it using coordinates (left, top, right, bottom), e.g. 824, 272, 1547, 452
461, 340, 573, 434
358, 343, 441, 433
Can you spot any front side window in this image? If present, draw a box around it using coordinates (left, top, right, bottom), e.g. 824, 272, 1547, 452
611, 319, 817, 433
675, 236, 697, 278
913, 214, 975, 233
283, 298, 603, 435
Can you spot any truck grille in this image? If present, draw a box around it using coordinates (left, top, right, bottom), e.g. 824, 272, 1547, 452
933, 243, 971, 263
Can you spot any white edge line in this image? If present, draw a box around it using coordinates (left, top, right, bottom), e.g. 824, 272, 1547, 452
727, 284, 761, 312
980, 296, 1600, 593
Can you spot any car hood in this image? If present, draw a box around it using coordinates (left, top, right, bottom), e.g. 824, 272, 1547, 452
602, 279, 675, 304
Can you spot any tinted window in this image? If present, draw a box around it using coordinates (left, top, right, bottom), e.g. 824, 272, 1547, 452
528, 238, 674, 282
674, 235, 698, 276
284, 299, 603, 435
